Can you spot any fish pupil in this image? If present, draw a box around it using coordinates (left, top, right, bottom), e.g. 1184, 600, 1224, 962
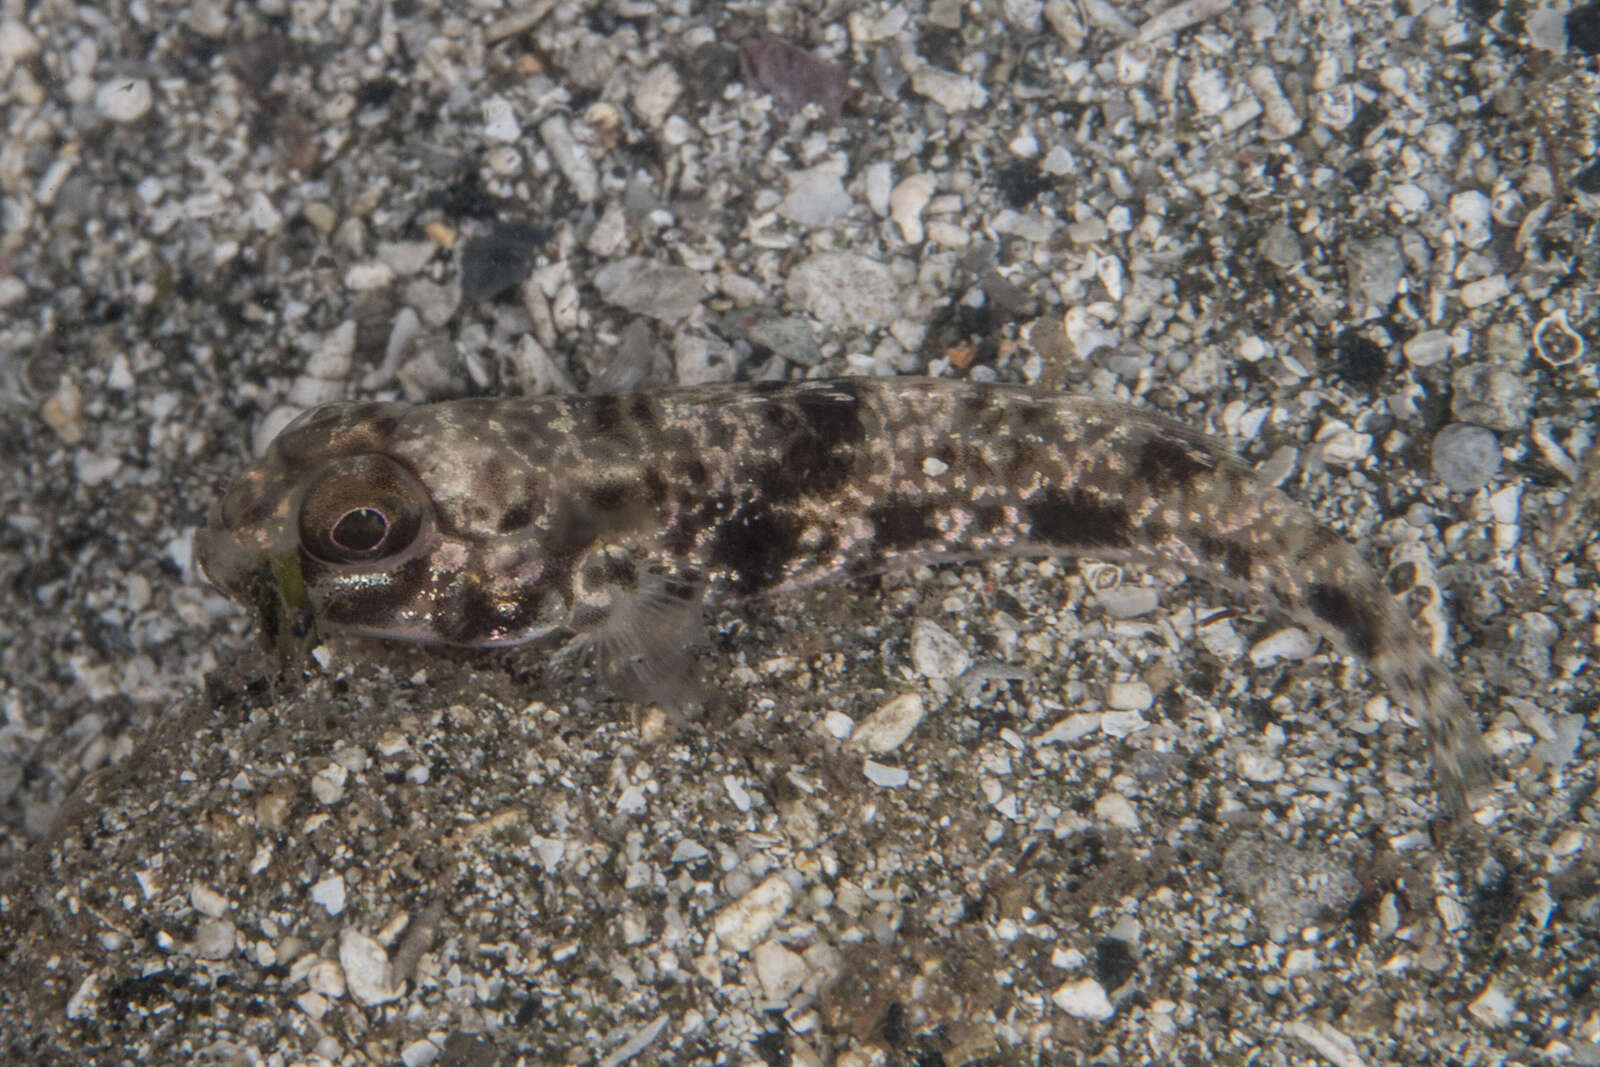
332, 507, 389, 552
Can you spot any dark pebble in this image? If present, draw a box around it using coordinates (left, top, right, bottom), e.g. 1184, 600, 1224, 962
460, 221, 547, 302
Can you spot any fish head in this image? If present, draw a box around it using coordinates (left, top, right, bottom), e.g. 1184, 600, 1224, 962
198, 402, 567, 652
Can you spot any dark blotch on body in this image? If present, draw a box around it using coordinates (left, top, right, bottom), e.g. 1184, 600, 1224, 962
869, 496, 938, 549
591, 394, 623, 435
1025, 487, 1131, 548
709, 500, 801, 595
499, 502, 536, 533
1307, 582, 1381, 659
1136, 434, 1213, 491
1198, 535, 1254, 580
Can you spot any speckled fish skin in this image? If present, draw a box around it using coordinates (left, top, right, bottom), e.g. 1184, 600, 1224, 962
197, 377, 1490, 812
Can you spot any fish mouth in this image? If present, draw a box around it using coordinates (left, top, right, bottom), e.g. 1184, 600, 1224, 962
243, 552, 320, 660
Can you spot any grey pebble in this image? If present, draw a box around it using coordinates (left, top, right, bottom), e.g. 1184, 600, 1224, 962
459, 222, 546, 302
1450, 364, 1530, 432
1431, 423, 1501, 492
593, 257, 708, 323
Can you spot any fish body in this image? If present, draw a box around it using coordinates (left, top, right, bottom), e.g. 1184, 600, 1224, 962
198, 377, 1490, 811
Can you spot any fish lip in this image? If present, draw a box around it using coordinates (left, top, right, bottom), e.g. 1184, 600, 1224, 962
231, 551, 318, 659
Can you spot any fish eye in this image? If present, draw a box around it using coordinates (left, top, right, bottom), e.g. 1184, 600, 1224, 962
298, 455, 427, 565
331, 507, 390, 553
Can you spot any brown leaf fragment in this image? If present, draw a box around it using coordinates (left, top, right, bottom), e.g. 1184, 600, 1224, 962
738, 37, 849, 120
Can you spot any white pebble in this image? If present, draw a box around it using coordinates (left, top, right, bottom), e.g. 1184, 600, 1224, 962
194, 918, 236, 960
890, 173, 936, 243
712, 875, 794, 953
910, 619, 971, 680
1467, 982, 1514, 1028
1187, 67, 1231, 115
753, 940, 808, 1001
1448, 190, 1494, 248
1459, 274, 1509, 308
1249, 627, 1317, 667
850, 692, 928, 754
1391, 183, 1430, 214
863, 760, 910, 788
822, 711, 856, 740
190, 884, 230, 919
864, 161, 893, 216
344, 261, 394, 291
909, 62, 988, 112
1052, 977, 1114, 1020
1093, 792, 1139, 830
401, 1039, 441, 1067
1402, 329, 1452, 367
95, 77, 152, 122
339, 928, 403, 1006
538, 114, 598, 203
481, 95, 520, 142
311, 763, 348, 805
310, 873, 346, 916
306, 958, 346, 997
1106, 680, 1153, 712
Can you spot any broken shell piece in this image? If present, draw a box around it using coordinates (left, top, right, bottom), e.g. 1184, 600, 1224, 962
1533, 309, 1584, 368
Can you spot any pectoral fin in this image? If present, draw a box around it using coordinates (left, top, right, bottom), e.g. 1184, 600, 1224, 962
567, 547, 707, 707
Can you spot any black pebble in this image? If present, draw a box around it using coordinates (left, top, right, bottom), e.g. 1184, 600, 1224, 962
460, 221, 547, 302
1570, 1, 1600, 54
1334, 330, 1388, 389
1095, 936, 1138, 991
1575, 158, 1600, 195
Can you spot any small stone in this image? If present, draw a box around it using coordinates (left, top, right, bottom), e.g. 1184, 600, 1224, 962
743, 315, 821, 367
1401, 329, 1453, 368
1249, 628, 1318, 668
786, 252, 898, 329
1467, 982, 1514, 1027
713, 875, 794, 953
311, 763, 348, 805
310, 873, 347, 916
344, 261, 394, 291
41, 380, 85, 444
481, 95, 520, 142
890, 173, 936, 243
754, 940, 808, 1001
1106, 681, 1153, 713
632, 63, 683, 128
909, 61, 988, 112
673, 327, 738, 384
1346, 237, 1404, 310
863, 760, 910, 788
194, 918, 236, 960
1459, 274, 1510, 308
1431, 423, 1500, 492
1448, 191, 1494, 248
190, 884, 229, 919
595, 257, 708, 323
95, 77, 153, 122
739, 37, 850, 119
460, 221, 546, 302
909, 619, 971, 680
850, 693, 928, 754
339, 929, 403, 1006
307, 958, 346, 997
539, 114, 599, 203
781, 163, 853, 228
1450, 365, 1530, 432
1094, 792, 1139, 830
1052, 977, 1114, 1020
864, 161, 893, 216
401, 1039, 441, 1067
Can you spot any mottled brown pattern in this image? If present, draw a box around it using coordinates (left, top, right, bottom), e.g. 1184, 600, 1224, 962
197, 377, 1491, 812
